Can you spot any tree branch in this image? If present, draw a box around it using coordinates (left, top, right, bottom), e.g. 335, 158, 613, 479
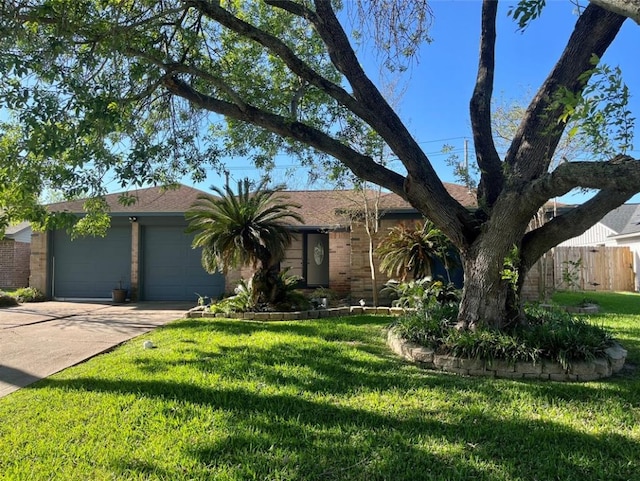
162, 75, 406, 195
506, 4, 625, 181
521, 188, 636, 269
128, 47, 251, 110
192, 0, 476, 244
309, 0, 427, 158
590, 0, 640, 24
188, 0, 366, 121
526, 155, 640, 202
310, 0, 475, 238
471, 0, 503, 208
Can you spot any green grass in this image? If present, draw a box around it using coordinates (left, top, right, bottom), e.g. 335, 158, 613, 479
1, 297, 640, 480
553, 290, 640, 366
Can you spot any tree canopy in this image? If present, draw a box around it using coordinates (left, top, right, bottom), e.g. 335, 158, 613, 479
1, 0, 639, 328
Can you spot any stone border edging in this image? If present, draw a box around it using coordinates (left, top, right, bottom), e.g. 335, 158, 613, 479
387, 329, 627, 382
186, 305, 414, 320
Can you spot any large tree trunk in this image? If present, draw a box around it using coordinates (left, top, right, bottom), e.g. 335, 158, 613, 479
456, 207, 528, 330
457, 255, 512, 331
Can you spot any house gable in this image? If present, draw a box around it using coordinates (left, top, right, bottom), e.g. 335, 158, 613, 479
5, 222, 32, 244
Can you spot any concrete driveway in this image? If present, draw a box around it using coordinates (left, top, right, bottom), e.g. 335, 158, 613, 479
0, 301, 192, 398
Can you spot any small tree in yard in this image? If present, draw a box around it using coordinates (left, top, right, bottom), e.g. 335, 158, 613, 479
186, 178, 302, 308
3, 0, 640, 330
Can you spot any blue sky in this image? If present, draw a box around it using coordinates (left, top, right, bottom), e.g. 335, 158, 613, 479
191, 0, 640, 204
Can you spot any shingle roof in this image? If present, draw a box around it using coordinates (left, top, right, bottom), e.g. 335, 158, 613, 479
603, 204, 640, 236
597, 204, 636, 233
5, 221, 31, 237
45, 182, 478, 226
46, 184, 207, 214
274, 182, 477, 227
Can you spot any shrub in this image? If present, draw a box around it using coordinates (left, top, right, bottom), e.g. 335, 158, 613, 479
375, 220, 459, 281
210, 279, 254, 314
392, 303, 458, 345
12, 287, 46, 303
0, 292, 19, 307
520, 310, 612, 368
381, 278, 460, 310
391, 303, 614, 367
210, 272, 311, 314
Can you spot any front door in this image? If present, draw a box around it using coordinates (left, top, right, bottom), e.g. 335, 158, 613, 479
306, 233, 329, 286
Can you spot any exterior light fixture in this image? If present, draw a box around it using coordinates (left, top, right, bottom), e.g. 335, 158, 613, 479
128, 216, 138, 222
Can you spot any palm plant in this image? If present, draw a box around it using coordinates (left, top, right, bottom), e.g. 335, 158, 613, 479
186, 178, 303, 307
376, 220, 459, 281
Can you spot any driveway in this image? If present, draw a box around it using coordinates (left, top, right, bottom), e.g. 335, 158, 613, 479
0, 301, 192, 398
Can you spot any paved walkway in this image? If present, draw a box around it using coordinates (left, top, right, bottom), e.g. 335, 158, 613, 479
0, 301, 191, 398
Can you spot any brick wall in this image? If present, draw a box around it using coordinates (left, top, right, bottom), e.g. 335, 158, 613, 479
0, 240, 31, 290
0, 240, 15, 288
225, 231, 352, 298
328, 231, 350, 296
349, 218, 402, 304
225, 265, 255, 294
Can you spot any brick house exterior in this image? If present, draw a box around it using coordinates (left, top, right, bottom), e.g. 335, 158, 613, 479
30, 185, 225, 301
224, 185, 477, 303
30, 183, 480, 303
1, 222, 32, 290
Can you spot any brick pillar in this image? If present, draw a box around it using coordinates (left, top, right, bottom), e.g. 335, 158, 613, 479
29, 231, 49, 296
328, 231, 351, 296
0, 240, 14, 289
130, 221, 140, 301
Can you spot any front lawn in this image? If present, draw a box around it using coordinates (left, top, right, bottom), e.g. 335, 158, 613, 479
1, 294, 639, 480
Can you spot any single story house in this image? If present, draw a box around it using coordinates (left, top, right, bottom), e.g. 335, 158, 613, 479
0, 222, 32, 290
29, 183, 477, 303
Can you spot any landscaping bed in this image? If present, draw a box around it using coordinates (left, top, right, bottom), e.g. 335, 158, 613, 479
187, 305, 410, 320
387, 328, 627, 381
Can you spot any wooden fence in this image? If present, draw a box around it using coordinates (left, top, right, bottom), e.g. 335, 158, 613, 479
523, 246, 635, 301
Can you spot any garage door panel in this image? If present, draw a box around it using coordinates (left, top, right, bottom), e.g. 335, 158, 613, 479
53, 227, 131, 298
142, 225, 224, 301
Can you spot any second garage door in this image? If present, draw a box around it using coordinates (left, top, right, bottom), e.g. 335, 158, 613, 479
141, 225, 224, 301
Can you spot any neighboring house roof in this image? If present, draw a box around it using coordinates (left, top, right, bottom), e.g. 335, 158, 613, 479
5, 221, 31, 237
605, 204, 640, 236
557, 203, 640, 247
4, 222, 32, 243
45, 182, 478, 227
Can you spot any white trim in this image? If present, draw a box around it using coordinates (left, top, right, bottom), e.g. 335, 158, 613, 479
609, 231, 640, 241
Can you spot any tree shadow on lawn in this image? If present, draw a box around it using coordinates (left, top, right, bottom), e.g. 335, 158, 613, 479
133, 340, 413, 394
27, 311, 640, 480
163, 315, 389, 342
152, 315, 640, 394
36, 375, 640, 481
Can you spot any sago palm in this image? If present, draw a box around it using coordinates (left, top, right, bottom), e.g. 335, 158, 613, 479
376, 220, 458, 281
186, 178, 302, 305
